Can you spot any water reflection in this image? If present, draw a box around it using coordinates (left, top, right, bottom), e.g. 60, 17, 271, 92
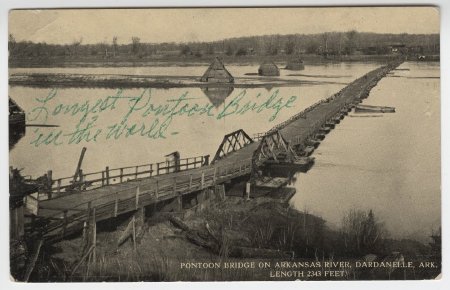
201, 86, 234, 107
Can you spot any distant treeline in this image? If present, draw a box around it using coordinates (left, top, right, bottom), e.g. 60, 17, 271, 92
8, 31, 440, 60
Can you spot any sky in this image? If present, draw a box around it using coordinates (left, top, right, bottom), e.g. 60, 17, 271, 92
9, 7, 440, 44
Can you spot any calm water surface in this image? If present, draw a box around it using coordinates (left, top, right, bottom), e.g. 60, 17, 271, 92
290, 62, 440, 242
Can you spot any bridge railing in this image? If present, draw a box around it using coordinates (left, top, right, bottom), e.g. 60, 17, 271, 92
40, 154, 210, 199
34, 157, 253, 240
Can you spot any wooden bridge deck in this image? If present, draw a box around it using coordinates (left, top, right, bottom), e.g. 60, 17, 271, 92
31, 61, 401, 241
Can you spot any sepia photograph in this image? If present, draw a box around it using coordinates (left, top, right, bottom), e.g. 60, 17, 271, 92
7, 6, 441, 282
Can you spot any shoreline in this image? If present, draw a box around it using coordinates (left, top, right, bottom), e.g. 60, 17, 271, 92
8, 54, 438, 69
9, 72, 349, 89
35, 187, 439, 282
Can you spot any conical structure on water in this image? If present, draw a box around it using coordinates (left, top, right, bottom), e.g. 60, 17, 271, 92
258, 61, 280, 76
200, 57, 234, 83
285, 57, 305, 70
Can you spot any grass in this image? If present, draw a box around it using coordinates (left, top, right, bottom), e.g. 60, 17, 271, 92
27, 196, 440, 282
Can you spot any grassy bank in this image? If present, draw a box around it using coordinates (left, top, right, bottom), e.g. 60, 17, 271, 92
26, 188, 440, 282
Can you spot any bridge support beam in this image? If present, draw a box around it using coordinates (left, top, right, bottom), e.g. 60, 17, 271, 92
117, 207, 145, 250
177, 195, 183, 212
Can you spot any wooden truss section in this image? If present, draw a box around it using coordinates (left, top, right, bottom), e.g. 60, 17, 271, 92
212, 129, 254, 163
252, 131, 297, 165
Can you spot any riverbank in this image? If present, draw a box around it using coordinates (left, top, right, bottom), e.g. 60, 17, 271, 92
8, 54, 412, 69
8, 72, 348, 89
27, 185, 439, 282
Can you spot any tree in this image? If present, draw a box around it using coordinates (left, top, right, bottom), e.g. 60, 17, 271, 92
131, 36, 141, 55
266, 40, 278, 55
429, 227, 441, 257
180, 45, 192, 56
306, 42, 320, 54
194, 50, 202, 57
112, 36, 118, 57
225, 45, 234, 56
235, 47, 247, 56
66, 38, 82, 56
206, 44, 214, 55
321, 33, 329, 55
99, 41, 108, 58
285, 38, 296, 55
341, 209, 386, 256
8, 34, 16, 53
345, 30, 358, 54
8, 33, 16, 56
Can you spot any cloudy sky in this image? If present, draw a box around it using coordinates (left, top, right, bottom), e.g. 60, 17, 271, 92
9, 7, 440, 44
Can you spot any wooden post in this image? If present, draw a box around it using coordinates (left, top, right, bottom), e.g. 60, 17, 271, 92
132, 216, 136, 251
173, 177, 177, 194
149, 164, 153, 177
114, 192, 118, 217
177, 195, 182, 211
189, 174, 193, 190
201, 171, 205, 189
200, 189, 207, 210
92, 207, 97, 262
246, 182, 251, 200
155, 180, 159, 199
120, 168, 123, 183
105, 166, 110, 185
138, 207, 146, 225
57, 179, 61, 194
101, 171, 105, 186
82, 221, 87, 241
86, 201, 92, 226
61, 210, 68, 238
79, 169, 84, 190
47, 170, 53, 198
135, 186, 140, 209
157, 163, 160, 175
83, 201, 91, 247
135, 166, 138, 179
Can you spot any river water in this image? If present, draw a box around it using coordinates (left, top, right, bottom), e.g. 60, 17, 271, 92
9, 61, 440, 242
289, 62, 440, 242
